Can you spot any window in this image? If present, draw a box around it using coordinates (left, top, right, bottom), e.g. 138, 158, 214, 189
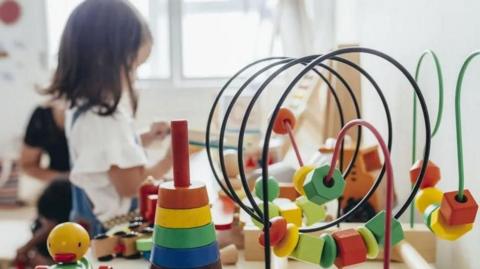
45, 0, 281, 88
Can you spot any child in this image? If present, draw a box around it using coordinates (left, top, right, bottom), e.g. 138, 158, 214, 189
45, 0, 171, 233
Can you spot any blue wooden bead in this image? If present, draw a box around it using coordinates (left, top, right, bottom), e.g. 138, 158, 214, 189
150, 241, 220, 268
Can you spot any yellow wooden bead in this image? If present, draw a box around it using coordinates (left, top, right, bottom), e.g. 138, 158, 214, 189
274, 199, 303, 227
356, 226, 379, 259
292, 166, 315, 195
155, 205, 212, 228
415, 187, 443, 214
430, 207, 473, 241
273, 223, 300, 257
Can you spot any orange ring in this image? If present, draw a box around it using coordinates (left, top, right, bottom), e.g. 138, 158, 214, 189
273, 108, 296, 135
158, 181, 209, 209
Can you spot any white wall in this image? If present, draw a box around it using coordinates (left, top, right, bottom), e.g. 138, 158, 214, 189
336, 1, 480, 268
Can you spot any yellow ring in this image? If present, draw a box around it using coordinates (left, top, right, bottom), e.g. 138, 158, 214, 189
293, 166, 315, 195
155, 205, 212, 228
357, 226, 379, 259
273, 223, 299, 257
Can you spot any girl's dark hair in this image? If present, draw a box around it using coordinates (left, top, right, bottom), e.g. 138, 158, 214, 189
46, 0, 152, 116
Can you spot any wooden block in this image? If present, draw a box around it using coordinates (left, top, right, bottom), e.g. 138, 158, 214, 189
91, 234, 118, 261
255, 176, 280, 202
292, 166, 314, 195
146, 194, 158, 224
212, 196, 235, 230
303, 165, 345, 205
273, 223, 299, 257
220, 244, 239, 265
430, 207, 473, 241
120, 232, 141, 259
157, 181, 209, 209
139, 177, 160, 219
410, 160, 441, 189
365, 211, 404, 246
332, 228, 367, 267
415, 187, 443, 214
153, 223, 217, 249
273, 107, 296, 135
279, 182, 300, 200
319, 233, 336, 268
252, 202, 280, 228
274, 198, 302, 227
155, 204, 212, 228
223, 150, 240, 178
357, 226, 379, 259
440, 189, 478, 226
258, 216, 287, 247
290, 233, 324, 264
244, 225, 265, 261
295, 196, 326, 226
150, 241, 220, 268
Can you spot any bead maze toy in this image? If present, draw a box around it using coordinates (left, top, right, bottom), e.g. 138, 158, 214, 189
150, 120, 222, 269
34, 222, 112, 269
205, 47, 478, 269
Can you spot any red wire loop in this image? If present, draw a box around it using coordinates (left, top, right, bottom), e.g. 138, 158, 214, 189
284, 120, 304, 167
326, 119, 394, 269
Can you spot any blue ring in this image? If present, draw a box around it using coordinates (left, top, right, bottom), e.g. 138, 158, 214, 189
150, 241, 220, 268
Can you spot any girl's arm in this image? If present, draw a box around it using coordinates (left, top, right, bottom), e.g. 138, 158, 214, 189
108, 147, 172, 197
15, 218, 57, 263
140, 121, 170, 147
20, 145, 68, 182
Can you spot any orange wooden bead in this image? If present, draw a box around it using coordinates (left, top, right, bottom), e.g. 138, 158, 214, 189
157, 181, 209, 209
440, 190, 478, 226
332, 229, 367, 268
258, 216, 288, 247
272, 108, 296, 135
409, 160, 441, 189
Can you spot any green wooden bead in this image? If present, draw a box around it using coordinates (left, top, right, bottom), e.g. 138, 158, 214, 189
255, 176, 280, 202
290, 233, 324, 264
252, 202, 280, 228
357, 226, 379, 259
153, 223, 216, 249
303, 165, 345, 205
136, 237, 153, 252
295, 196, 326, 226
424, 204, 440, 231
364, 211, 404, 247
319, 233, 336, 268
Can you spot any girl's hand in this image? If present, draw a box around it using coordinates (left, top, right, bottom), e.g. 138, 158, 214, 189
149, 121, 170, 141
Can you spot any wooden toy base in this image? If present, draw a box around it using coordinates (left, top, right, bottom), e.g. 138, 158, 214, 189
243, 223, 436, 263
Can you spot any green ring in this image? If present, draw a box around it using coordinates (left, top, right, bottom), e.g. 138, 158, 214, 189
424, 204, 439, 231
357, 226, 379, 259
319, 233, 336, 268
154, 223, 216, 249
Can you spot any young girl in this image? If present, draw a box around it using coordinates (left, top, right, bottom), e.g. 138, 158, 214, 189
46, 0, 171, 233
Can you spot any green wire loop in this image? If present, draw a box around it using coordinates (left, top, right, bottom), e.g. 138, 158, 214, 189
410, 50, 444, 227
454, 51, 480, 200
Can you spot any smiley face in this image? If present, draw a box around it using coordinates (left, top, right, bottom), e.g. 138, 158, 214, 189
47, 222, 90, 263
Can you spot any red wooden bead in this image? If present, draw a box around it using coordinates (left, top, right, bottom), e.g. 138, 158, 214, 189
332, 229, 367, 268
258, 216, 288, 247
440, 190, 478, 226
409, 160, 441, 189
272, 108, 296, 135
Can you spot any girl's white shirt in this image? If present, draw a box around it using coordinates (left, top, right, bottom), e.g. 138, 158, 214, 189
65, 98, 147, 222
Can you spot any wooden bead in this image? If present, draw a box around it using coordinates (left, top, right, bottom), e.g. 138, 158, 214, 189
220, 244, 239, 265
364, 211, 404, 246
409, 160, 441, 189
303, 165, 345, 205
150, 241, 220, 268
223, 149, 240, 178
292, 165, 315, 195
212, 196, 235, 231
272, 107, 296, 135
153, 223, 217, 249
146, 194, 158, 224
333, 229, 367, 268
415, 187, 443, 214
91, 234, 118, 261
157, 181, 209, 209
252, 202, 280, 228
290, 233, 324, 264
423, 204, 439, 231
155, 205, 212, 229
255, 176, 280, 202
356, 226, 379, 259
171, 120, 191, 188
136, 237, 153, 252
139, 177, 159, 219
319, 233, 337, 268
258, 216, 287, 247
274, 198, 303, 227
273, 223, 299, 257
279, 182, 301, 200
295, 196, 326, 226
439, 190, 478, 226
430, 207, 473, 241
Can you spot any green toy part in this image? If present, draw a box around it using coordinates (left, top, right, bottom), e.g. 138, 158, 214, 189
303, 165, 345, 205
255, 176, 280, 202
364, 211, 404, 247
295, 196, 326, 226
319, 233, 336, 268
252, 202, 280, 228
290, 233, 324, 264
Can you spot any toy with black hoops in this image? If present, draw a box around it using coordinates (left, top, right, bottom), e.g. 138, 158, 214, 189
205, 47, 478, 269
